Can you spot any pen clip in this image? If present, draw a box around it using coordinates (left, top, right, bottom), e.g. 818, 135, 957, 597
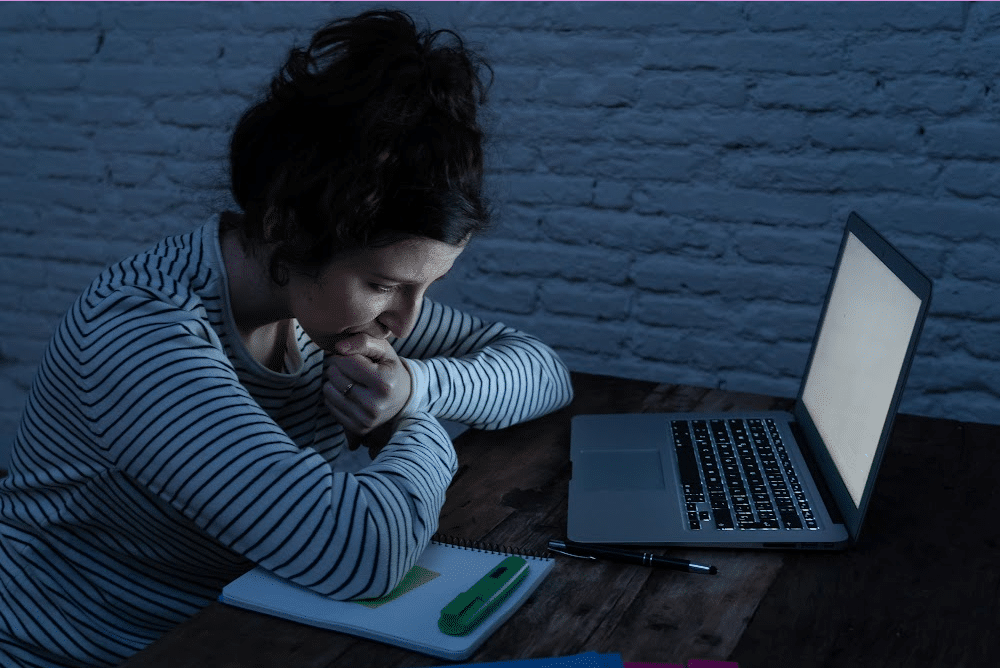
548, 547, 596, 560
547, 540, 596, 561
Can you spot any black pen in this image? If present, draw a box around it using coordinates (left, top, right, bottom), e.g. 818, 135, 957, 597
548, 539, 718, 575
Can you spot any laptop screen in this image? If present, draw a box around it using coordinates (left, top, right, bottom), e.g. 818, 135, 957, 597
800, 231, 923, 508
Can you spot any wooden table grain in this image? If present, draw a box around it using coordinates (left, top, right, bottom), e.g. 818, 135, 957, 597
120, 372, 1000, 668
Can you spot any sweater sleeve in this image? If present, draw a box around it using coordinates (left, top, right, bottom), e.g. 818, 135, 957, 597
392, 298, 574, 430
79, 287, 457, 600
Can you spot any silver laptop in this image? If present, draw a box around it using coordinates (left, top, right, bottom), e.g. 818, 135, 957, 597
569, 212, 932, 549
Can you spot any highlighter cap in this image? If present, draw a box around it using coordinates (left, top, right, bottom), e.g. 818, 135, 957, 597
438, 556, 530, 636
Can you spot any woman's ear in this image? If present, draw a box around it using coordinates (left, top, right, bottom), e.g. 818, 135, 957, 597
262, 206, 280, 242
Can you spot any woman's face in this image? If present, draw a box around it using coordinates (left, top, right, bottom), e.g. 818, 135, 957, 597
287, 237, 465, 351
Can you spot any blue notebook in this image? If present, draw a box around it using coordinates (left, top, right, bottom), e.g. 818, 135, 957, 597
219, 536, 555, 661
448, 652, 624, 667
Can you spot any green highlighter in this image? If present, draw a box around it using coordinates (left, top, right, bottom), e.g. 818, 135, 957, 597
438, 556, 530, 636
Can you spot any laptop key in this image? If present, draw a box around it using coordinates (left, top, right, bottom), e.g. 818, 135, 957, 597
711, 506, 735, 530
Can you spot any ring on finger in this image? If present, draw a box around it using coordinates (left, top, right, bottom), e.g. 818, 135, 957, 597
343, 381, 356, 398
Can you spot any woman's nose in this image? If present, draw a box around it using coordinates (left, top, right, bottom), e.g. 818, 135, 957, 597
382, 292, 422, 339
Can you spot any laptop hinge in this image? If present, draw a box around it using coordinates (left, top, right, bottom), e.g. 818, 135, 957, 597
790, 421, 845, 526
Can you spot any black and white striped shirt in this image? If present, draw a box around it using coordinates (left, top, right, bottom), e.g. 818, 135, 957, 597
0, 216, 573, 667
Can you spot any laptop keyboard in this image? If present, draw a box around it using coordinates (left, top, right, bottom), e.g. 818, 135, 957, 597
672, 418, 819, 531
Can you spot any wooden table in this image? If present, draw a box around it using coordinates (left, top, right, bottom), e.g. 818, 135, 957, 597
121, 372, 1000, 668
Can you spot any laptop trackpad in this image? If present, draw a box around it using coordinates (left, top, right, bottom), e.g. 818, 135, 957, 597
576, 450, 665, 490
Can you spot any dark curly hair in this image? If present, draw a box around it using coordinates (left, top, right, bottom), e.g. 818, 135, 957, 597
224, 9, 494, 285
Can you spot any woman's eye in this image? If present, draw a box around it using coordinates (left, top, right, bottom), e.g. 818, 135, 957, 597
370, 283, 395, 294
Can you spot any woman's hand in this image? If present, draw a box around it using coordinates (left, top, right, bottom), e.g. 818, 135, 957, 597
323, 333, 413, 458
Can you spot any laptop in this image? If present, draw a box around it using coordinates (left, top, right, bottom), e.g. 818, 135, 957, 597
568, 212, 932, 549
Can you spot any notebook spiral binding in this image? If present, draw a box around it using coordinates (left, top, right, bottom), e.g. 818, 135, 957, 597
431, 533, 548, 560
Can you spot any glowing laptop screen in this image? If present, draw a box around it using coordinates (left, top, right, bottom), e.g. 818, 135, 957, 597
801, 232, 922, 508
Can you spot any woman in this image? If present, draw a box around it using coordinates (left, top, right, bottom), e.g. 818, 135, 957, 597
0, 10, 573, 667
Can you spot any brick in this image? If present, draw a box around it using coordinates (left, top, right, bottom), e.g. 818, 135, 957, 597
749, 74, 873, 113
90, 126, 179, 156
948, 244, 1000, 282
37, 2, 103, 30
493, 143, 538, 172
0, 178, 104, 214
874, 201, 1000, 243
715, 371, 799, 401
639, 72, 747, 110
630, 327, 706, 367
641, 35, 843, 75
628, 110, 810, 151
925, 120, 1000, 160
0, 332, 53, 364
957, 37, 1000, 77
545, 210, 729, 257
94, 32, 152, 64
960, 323, 1000, 362
108, 155, 160, 187
7, 120, 95, 152
0, 257, 47, 290
214, 65, 273, 98
21, 95, 86, 124
0, 64, 83, 92
908, 354, 1000, 395
475, 240, 632, 285
806, 115, 926, 154
632, 184, 835, 226
537, 73, 638, 108
479, 205, 543, 242
966, 2, 1000, 38
456, 277, 536, 315
151, 33, 231, 66
0, 2, 46, 30
634, 294, 736, 330
491, 32, 639, 69
738, 301, 822, 344
0, 231, 136, 268
80, 65, 216, 97
632, 255, 827, 306
109, 3, 232, 32
539, 282, 630, 321
847, 36, 963, 75
899, 390, 1000, 425
0, 284, 77, 317
932, 277, 1000, 321
733, 221, 842, 269
500, 107, 606, 144
538, 144, 707, 180
152, 96, 244, 130
539, 317, 630, 356
746, 2, 965, 32
880, 76, 984, 115
17, 148, 103, 181
941, 163, 1000, 199
0, 204, 40, 232
466, 1, 746, 33
592, 181, 632, 210
503, 174, 594, 207
726, 155, 940, 195
7, 31, 100, 63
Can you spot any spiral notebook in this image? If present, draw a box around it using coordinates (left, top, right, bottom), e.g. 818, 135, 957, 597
219, 534, 555, 661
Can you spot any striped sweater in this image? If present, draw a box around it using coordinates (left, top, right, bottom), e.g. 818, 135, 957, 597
0, 216, 573, 667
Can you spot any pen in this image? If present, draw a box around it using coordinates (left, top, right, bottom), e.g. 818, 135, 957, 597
548, 539, 718, 575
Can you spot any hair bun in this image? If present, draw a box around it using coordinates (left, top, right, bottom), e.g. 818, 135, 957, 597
227, 9, 493, 286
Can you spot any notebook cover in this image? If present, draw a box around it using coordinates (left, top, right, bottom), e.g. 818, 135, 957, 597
219, 540, 555, 661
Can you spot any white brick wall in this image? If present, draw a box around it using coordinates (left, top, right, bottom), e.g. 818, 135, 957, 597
2, 2, 998, 466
